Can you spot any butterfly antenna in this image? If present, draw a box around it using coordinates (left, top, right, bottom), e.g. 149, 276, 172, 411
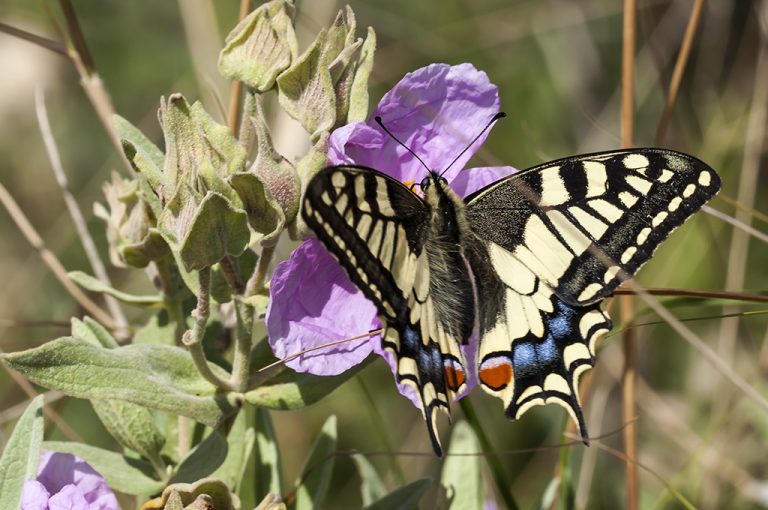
375, 116, 431, 174
439, 112, 506, 178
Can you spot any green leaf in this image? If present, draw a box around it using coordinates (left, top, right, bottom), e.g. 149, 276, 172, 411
352, 454, 387, 506
71, 316, 119, 349
229, 172, 285, 239
277, 30, 336, 137
68, 271, 164, 307
170, 430, 228, 484
112, 113, 165, 190
347, 27, 376, 123
133, 309, 184, 346
2, 338, 239, 428
43, 441, 165, 495
364, 479, 431, 510
218, 0, 297, 92
0, 395, 44, 510
158, 189, 250, 272
254, 408, 283, 497
245, 356, 372, 410
440, 421, 484, 510
211, 410, 255, 491
91, 400, 166, 472
293, 415, 337, 510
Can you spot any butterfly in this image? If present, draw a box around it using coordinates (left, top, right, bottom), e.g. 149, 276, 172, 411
301, 118, 720, 456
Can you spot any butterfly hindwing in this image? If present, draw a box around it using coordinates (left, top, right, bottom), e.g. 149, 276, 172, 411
465, 149, 720, 305
302, 165, 470, 455
466, 239, 611, 440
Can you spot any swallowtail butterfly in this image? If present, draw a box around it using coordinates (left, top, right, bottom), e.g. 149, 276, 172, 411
302, 117, 720, 456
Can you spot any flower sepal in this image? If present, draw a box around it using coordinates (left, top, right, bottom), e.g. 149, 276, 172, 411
218, 0, 298, 93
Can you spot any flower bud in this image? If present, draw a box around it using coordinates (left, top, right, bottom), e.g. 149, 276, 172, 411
218, 0, 298, 92
276, 6, 376, 139
94, 172, 168, 268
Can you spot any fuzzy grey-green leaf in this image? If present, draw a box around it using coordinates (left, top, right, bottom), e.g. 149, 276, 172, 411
112, 113, 165, 190
277, 30, 336, 137
0, 395, 44, 510
347, 27, 376, 123
364, 479, 431, 510
294, 415, 337, 510
43, 441, 165, 495
244, 355, 371, 409
170, 430, 228, 484
68, 271, 164, 307
440, 421, 484, 509
352, 454, 387, 506
218, 0, 297, 92
2, 338, 239, 428
158, 189, 250, 271
211, 410, 255, 491
253, 408, 282, 497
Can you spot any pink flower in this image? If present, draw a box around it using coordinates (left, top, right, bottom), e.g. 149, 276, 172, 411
266, 63, 516, 406
21, 452, 118, 510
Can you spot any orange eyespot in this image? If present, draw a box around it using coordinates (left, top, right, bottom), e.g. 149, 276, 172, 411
443, 359, 466, 391
479, 357, 513, 391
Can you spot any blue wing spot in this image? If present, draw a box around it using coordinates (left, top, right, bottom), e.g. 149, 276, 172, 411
548, 302, 575, 338
402, 325, 419, 350
513, 342, 536, 373
537, 334, 558, 363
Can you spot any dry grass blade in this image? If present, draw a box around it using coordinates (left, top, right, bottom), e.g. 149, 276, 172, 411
654, 0, 705, 145
35, 87, 128, 337
621, 0, 638, 507
0, 183, 115, 329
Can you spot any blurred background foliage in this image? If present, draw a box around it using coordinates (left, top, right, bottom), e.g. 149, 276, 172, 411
1, 1, 767, 508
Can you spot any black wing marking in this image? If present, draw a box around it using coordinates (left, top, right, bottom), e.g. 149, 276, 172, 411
466, 239, 611, 440
465, 149, 720, 305
302, 165, 468, 456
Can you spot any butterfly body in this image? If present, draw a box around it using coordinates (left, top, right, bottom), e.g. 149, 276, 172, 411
302, 149, 720, 456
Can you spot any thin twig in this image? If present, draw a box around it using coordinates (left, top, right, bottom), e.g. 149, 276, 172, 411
182, 267, 233, 390
0, 22, 68, 57
227, 0, 251, 136
626, 280, 768, 415
703, 206, 768, 245
614, 287, 768, 304
55, 3, 133, 176
715, 193, 768, 226
621, 0, 638, 507
0, 183, 115, 328
35, 87, 129, 336
58, 0, 95, 71
654, 0, 705, 145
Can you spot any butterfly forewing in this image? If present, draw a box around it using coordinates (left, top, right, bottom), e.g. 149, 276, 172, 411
302, 165, 470, 455
465, 149, 721, 306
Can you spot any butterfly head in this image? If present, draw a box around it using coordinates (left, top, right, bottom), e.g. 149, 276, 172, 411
419, 172, 448, 193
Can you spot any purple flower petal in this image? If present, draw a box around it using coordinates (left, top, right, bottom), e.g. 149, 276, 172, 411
451, 166, 518, 198
48, 484, 88, 510
21, 480, 50, 510
269, 63, 512, 411
267, 239, 380, 375
31, 452, 117, 509
329, 63, 500, 184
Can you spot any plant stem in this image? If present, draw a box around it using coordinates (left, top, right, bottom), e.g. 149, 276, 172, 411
182, 267, 233, 390
459, 398, 519, 510
246, 244, 276, 296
